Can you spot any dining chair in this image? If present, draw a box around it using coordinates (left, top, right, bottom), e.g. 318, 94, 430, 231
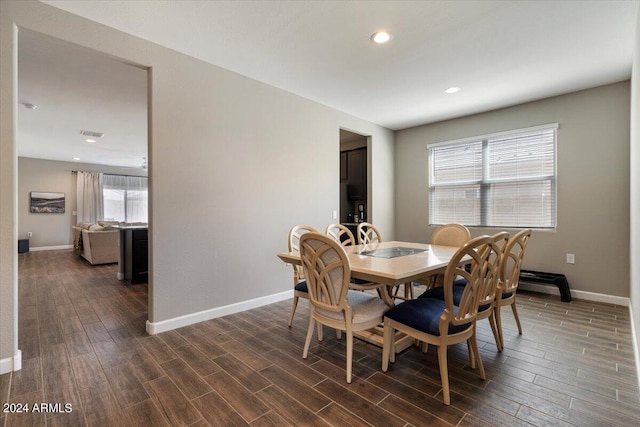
493, 229, 531, 351
299, 232, 389, 383
356, 222, 382, 245
354, 222, 410, 299
416, 223, 472, 290
381, 235, 496, 405
418, 231, 509, 351
325, 223, 356, 247
287, 225, 317, 327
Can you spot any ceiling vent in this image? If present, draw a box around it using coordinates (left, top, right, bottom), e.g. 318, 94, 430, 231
80, 130, 104, 138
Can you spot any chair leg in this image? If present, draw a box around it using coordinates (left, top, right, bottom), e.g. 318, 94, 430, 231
488, 309, 501, 351
437, 345, 451, 405
467, 337, 475, 369
302, 314, 315, 359
494, 305, 504, 351
468, 331, 485, 380
511, 301, 523, 335
382, 318, 393, 372
288, 295, 299, 327
346, 327, 353, 383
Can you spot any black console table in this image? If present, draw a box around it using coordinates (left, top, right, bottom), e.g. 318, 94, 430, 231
519, 269, 571, 302
115, 226, 148, 284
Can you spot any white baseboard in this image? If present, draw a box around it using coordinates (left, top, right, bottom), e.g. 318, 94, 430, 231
0, 349, 22, 374
29, 245, 73, 252
519, 283, 629, 306
146, 290, 293, 335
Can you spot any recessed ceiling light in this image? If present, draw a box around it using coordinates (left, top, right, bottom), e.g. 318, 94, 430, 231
85, 139, 96, 143
73, 157, 81, 161
371, 31, 392, 44
445, 87, 461, 94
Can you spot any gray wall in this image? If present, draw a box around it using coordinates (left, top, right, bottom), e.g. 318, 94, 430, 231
630, 7, 640, 378
0, 1, 394, 366
395, 81, 630, 297
18, 157, 147, 248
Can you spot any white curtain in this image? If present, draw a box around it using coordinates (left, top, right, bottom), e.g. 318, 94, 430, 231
103, 174, 148, 223
76, 171, 104, 223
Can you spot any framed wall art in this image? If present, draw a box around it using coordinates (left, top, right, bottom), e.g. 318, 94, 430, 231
30, 191, 65, 213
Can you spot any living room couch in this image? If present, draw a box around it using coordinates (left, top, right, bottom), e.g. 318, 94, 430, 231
72, 222, 119, 265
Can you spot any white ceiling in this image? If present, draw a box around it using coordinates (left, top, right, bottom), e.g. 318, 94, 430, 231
20, 1, 639, 167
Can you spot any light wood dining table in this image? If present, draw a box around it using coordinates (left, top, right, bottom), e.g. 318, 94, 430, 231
277, 240, 465, 351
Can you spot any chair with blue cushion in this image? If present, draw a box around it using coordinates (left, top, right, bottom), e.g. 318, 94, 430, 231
288, 225, 317, 327
418, 231, 509, 351
300, 232, 389, 383
493, 229, 531, 351
381, 235, 495, 405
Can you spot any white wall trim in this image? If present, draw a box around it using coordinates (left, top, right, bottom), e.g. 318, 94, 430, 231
146, 290, 294, 335
0, 349, 21, 374
519, 283, 630, 306
29, 245, 73, 252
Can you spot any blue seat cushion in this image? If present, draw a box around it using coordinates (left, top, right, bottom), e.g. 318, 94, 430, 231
294, 280, 308, 293
384, 298, 471, 336
352, 278, 371, 285
501, 291, 513, 299
419, 284, 491, 312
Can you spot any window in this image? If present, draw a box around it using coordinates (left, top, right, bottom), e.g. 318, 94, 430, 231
103, 174, 148, 222
428, 124, 557, 229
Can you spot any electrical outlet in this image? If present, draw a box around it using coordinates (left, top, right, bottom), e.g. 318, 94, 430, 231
332, 210, 338, 220
27, 231, 33, 238
566, 253, 575, 264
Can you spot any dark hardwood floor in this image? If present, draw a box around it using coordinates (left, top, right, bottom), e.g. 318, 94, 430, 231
1, 249, 639, 426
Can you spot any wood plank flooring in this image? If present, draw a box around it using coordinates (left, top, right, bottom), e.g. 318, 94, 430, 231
1, 249, 638, 426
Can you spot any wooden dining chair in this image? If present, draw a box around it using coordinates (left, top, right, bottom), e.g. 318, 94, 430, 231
325, 223, 356, 247
417, 231, 508, 352
493, 229, 531, 351
287, 225, 317, 327
381, 235, 495, 405
356, 222, 382, 245
300, 232, 389, 383
416, 223, 471, 290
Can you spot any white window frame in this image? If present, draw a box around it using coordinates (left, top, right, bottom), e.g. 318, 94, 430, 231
427, 123, 558, 229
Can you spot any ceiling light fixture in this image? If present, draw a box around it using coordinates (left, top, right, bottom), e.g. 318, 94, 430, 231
73, 157, 80, 161
445, 87, 461, 94
85, 139, 96, 143
371, 31, 392, 44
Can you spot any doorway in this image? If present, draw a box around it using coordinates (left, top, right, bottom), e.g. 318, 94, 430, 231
17, 29, 150, 324
339, 129, 370, 237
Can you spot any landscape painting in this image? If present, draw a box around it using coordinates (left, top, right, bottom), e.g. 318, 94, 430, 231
30, 191, 65, 213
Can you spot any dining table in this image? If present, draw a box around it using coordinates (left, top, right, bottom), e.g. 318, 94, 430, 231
277, 240, 465, 351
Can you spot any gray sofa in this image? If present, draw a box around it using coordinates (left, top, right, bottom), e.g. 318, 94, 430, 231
72, 222, 119, 265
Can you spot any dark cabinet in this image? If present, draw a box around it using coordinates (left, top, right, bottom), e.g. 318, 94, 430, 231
340, 151, 348, 181
347, 148, 366, 200
125, 228, 148, 284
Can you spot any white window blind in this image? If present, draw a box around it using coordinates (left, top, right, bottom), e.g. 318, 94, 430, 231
428, 124, 557, 229
103, 174, 148, 223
